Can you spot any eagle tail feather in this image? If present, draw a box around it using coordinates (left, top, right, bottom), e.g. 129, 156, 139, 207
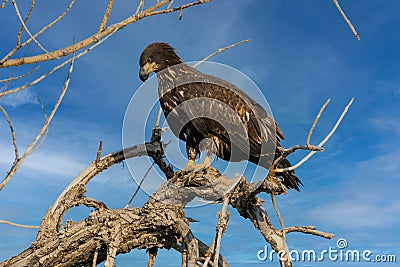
276, 158, 303, 191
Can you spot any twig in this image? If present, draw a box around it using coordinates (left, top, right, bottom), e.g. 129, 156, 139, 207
96, 141, 103, 163
11, 0, 57, 58
0, 66, 39, 83
2, 39, 34, 93
92, 247, 99, 267
207, 176, 241, 267
202, 237, 216, 267
147, 248, 157, 267
0, 54, 75, 191
30, 96, 49, 154
284, 225, 334, 239
17, 0, 35, 46
213, 195, 230, 267
275, 97, 354, 172
124, 162, 155, 208
135, 0, 145, 15
155, 105, 163, 128
104, 245, 117, 267
192, 39, 250, 68
16, 0, 35, 45
270, 194, 285, 242
0, 0, 8, 8
306, 98, 330, 148
179, 6, 183, 20
99, 0, 114, 32
271, 98, 331, 168
176, 220, 199, 267
77, 195, 108, 210
166, 0, 174, 9
0, 219, 39, 229
0, 105, 19, 164
332, 0, 360, 40
0, 29, 115, 98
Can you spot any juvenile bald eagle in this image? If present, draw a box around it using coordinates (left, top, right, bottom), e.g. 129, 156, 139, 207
139, 42, 302, 191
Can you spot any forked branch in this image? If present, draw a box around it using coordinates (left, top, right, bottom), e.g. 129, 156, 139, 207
273, 97, 354, 173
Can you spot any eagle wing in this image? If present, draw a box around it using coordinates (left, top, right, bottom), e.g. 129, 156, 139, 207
167, 67, 280, 163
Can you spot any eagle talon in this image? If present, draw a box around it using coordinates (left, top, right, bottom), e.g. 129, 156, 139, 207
183, 164, 209, 173
183, 155, 211, 174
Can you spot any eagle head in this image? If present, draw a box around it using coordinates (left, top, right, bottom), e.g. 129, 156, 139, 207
139, 42, 182, 82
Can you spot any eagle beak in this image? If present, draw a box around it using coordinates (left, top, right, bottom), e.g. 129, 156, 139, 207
139, 68, 149, 82
139, 62, 157, 82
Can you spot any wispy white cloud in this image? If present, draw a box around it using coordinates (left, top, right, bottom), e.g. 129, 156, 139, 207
369, 116, 400, 135
1, 89, 37, 108
23, 151, 86, 176
302, 150, 400, 230
306, 196, 400, 229
0, 148, 86, 177
357, 150, 400, 176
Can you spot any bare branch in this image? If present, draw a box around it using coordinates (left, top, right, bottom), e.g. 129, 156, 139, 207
155, 105, 163, 128
147, 248, 157, 267
92, 247, 99, 267
192, 39, 250, 68
176, 219, 199, 267
1, 0, 209, 68
271, 99, 332, 168
99, 0, 115, 32
306, 98, 331, 148
201, 238, 215, 267
213, 195, 230, 266
0, 0, 8, 8
167, 0, 174, 9
275, 97, 354, 172
0, 29, 114, 98
0, 54, 75, 191
104, 245, 118, 267
332, 0, 360, 40
125, 162, 155, 208
270, 194, 285, 233
179, 6, 183, 20
135, 0, 145, 15
29, 96, 49, 154
16, 0, 35, 45
0, 66, 39, 83
11, 0, 56, 57
76, 195, 108, 210
0, 219, 38, 229
0, 105, 19, 164
284, 225, 334, 239
1, 0, 75, 64
96, 141, 103, 163
269, 193, 292, 267
31, 0, 75, 40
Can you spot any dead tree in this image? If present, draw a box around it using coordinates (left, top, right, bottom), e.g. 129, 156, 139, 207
0, 95, 353, 266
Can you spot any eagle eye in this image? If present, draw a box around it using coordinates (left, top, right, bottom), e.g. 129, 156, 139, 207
146, 57, 152, 63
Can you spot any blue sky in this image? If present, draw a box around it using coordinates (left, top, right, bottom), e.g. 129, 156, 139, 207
1, 0, 400, 266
